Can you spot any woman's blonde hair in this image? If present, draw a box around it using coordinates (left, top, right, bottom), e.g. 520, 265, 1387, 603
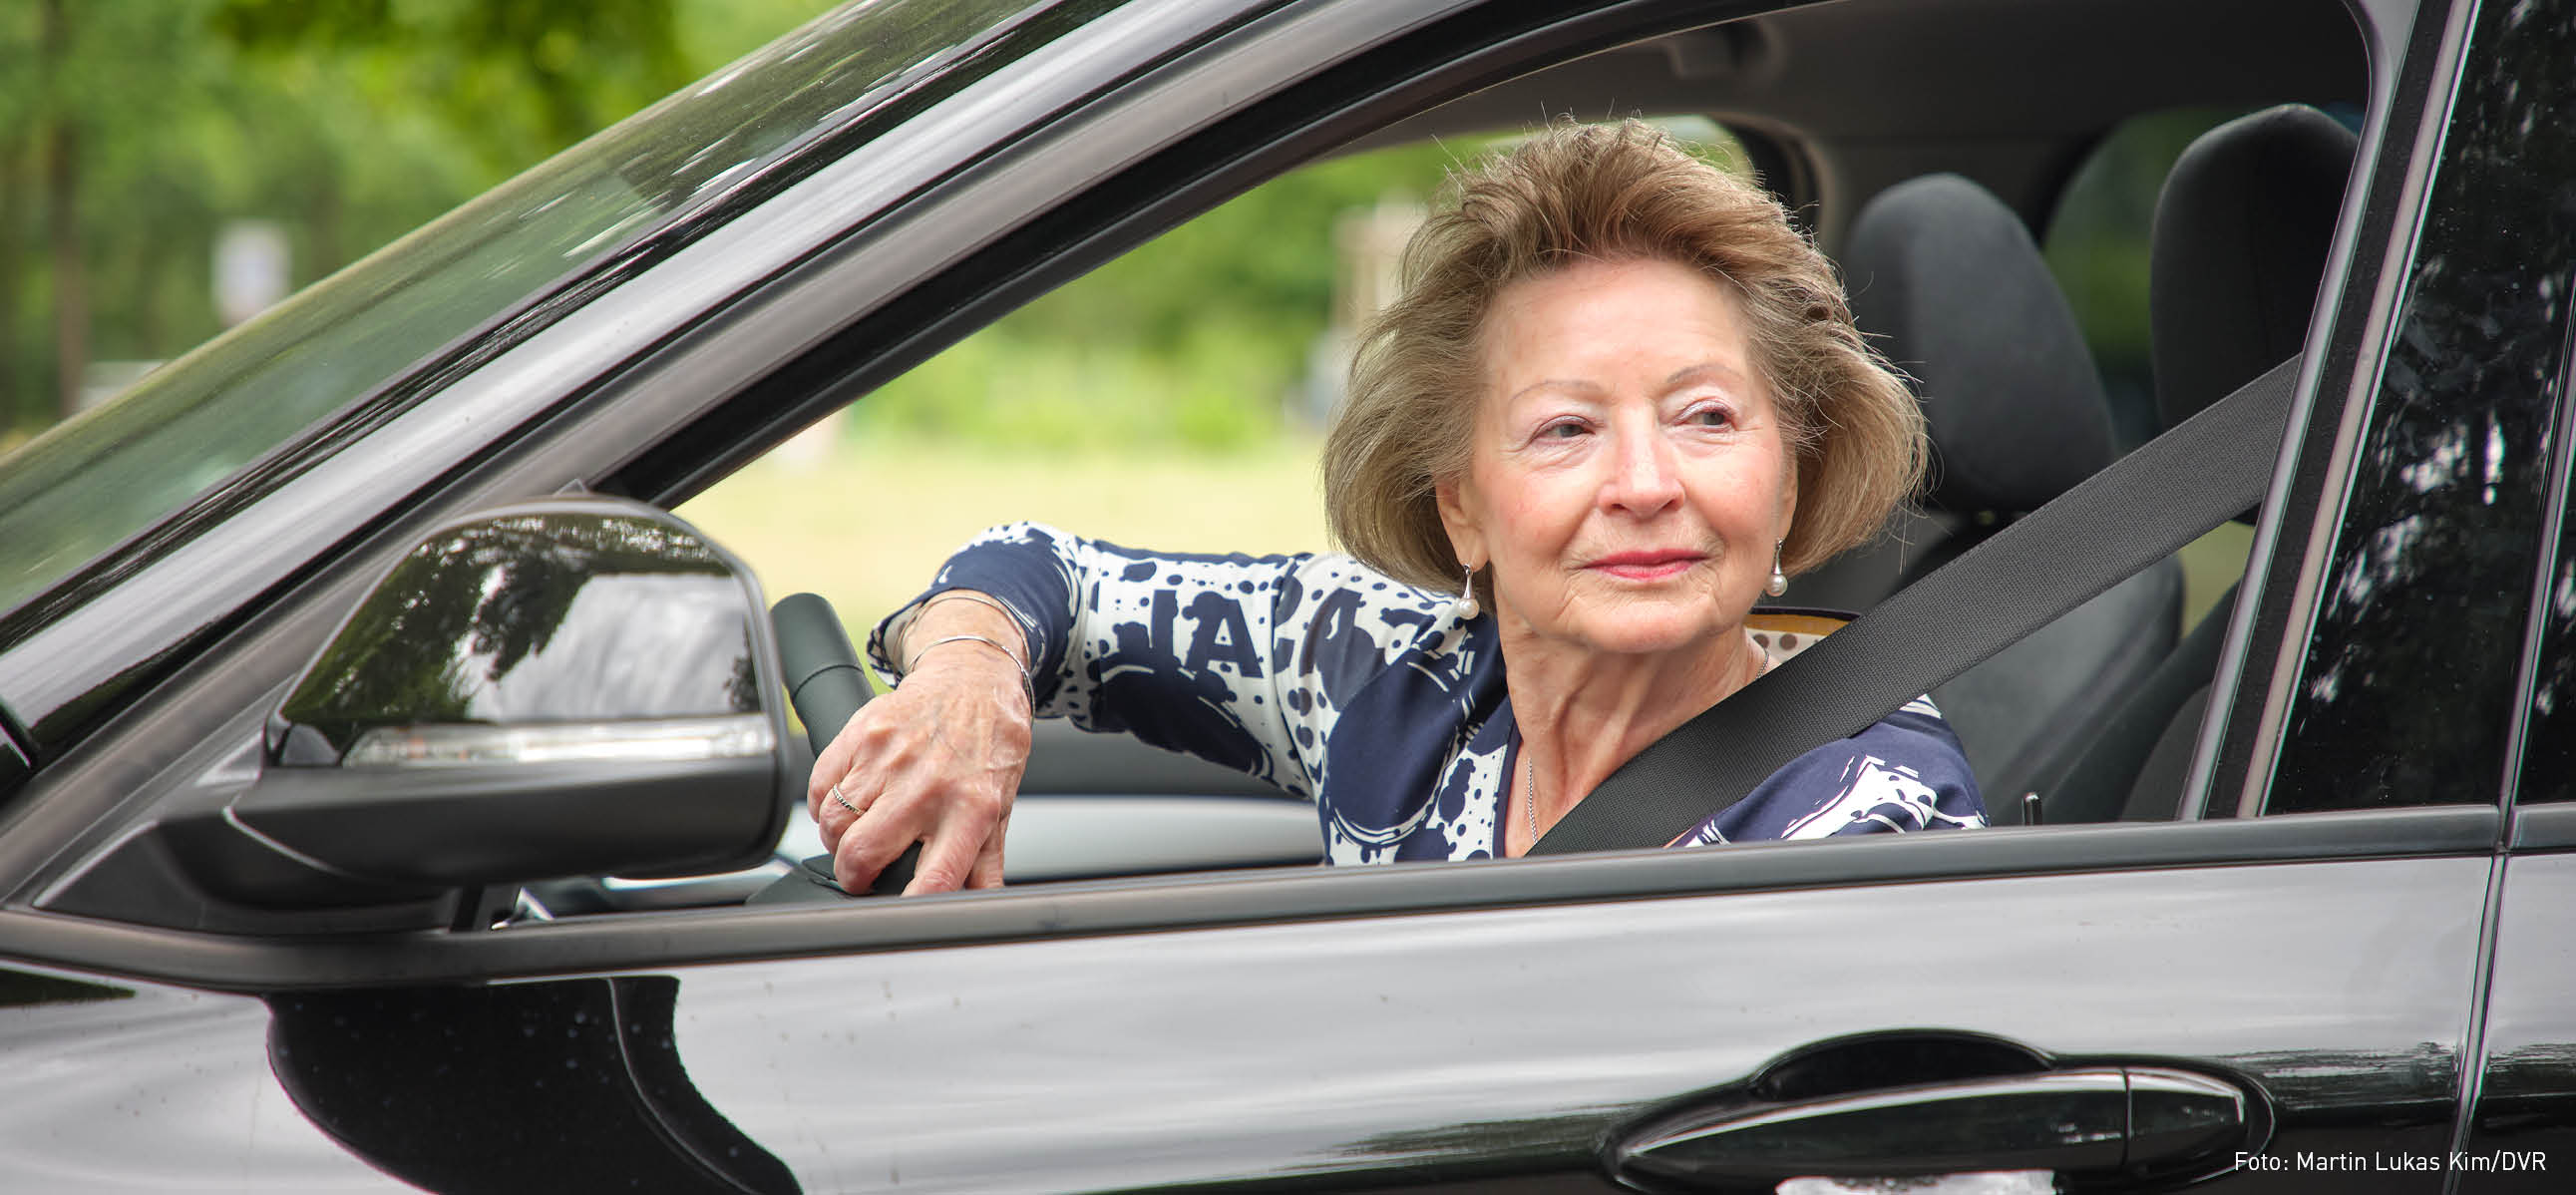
1323, 120, 1924, 596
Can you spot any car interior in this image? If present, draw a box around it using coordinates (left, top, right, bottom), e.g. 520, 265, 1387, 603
547, 0, 2382, 916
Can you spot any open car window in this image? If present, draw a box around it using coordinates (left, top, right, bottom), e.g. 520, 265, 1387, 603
659, 122, 1758, 902
629, 71, 2376, 914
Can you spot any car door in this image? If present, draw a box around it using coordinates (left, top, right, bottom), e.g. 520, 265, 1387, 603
2453, 4, 2576, 1177
543, 0, 2528, 1187
0, 0, 2537, 1189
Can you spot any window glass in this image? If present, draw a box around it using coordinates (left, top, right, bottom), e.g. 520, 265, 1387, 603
2044, 107, 2247, 454
2514, 425, 2576, 808
2263, 0, 2576, 814
2511, 347, 2576, 806
2044, 108, 2263, 635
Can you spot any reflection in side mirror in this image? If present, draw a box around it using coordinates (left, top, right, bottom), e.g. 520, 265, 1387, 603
175, 497, 791, 912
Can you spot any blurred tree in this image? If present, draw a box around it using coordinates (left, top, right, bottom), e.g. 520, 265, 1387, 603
847, 139, 1481, 453
850, 127, 1748, 453
208, 0, 694, 173
0, 0, 832, 441
2, 0, 252, 426
40, 0, 82, 423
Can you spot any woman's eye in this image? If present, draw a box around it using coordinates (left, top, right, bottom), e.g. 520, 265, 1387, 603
1684, 404, 1734, 428
1541, 419, 1588, 439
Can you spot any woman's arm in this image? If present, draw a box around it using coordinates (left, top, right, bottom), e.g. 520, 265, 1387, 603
871, 522, 1439, 794
817, 522, 1450, 894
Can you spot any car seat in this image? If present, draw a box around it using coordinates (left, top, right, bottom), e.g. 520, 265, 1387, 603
1821, 173, 2184, 816
2026, 104, 2358, 823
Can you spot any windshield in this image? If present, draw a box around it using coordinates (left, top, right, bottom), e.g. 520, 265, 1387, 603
0, 0, 1078, 621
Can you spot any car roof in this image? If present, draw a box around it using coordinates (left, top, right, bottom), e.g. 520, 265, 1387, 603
1361, 0, 2369, 240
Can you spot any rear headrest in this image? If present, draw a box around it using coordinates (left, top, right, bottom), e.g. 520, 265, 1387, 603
1846, 174, 2114, 515
2151, 105, 2356, 429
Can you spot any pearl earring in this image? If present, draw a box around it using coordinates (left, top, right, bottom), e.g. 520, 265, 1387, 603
1458, 565, 1480, 619
1766, 540, 1788, 598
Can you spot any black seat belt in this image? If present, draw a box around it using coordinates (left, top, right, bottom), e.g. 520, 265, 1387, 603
1530, 354, 2303, 855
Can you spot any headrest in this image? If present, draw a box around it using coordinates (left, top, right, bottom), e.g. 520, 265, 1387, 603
2151, 105, 2356, 429
1846, 174, 2115, 515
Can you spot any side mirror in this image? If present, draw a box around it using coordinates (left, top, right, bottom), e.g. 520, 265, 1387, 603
171, 497, 790, 911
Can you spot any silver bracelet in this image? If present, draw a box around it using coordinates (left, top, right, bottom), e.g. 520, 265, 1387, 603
905, 634, 1037, 708
914, 590, 1038, 696
920, 591, 1027, 646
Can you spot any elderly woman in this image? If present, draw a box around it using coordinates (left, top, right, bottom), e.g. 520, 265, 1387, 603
811, 121, 1984, 895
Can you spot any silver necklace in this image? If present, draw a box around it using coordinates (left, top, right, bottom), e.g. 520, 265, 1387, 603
1523, 632, 1773, 851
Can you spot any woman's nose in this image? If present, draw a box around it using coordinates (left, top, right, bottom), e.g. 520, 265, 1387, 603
1602, 421, 1682, 515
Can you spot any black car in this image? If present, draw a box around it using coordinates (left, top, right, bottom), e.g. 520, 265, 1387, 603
0, 0, 2570, 1190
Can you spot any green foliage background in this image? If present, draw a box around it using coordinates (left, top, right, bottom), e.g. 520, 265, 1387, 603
0, 0, 840, 442
851, 140, 1470, 454
849, 122, 1738, 453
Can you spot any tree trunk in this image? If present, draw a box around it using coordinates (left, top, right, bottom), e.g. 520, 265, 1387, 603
129, 221, 165, 359
47, 123, 85, 420
0, 135, 24, 434
312, 168, 344, 281
42, 0, 87, 422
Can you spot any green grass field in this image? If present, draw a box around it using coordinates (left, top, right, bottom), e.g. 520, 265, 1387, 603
676, 429, 1335, 647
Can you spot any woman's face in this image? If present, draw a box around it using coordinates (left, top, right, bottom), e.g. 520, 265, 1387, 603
1437, 255, 1796, 658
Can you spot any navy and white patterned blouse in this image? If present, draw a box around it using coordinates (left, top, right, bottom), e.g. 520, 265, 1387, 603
869, 523, 1986, 863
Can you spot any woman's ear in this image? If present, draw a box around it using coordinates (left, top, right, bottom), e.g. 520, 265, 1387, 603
1434, 476, 1487, 572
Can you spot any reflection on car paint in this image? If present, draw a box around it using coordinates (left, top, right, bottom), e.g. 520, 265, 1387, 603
653, 856, 2480, 1192
2458, 853, 2576, 1187
0, 968, 411, 1192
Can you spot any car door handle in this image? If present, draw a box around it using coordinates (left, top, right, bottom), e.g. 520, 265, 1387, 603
1610, 1065, 2247, 1191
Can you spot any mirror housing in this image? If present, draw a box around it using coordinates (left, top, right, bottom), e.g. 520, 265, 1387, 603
178, 497, 790, 911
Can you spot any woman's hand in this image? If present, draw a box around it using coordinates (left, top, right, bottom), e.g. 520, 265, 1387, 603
808, 600, 1034, 895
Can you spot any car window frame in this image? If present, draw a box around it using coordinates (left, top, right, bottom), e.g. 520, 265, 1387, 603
2205, 0, 2576, 824
0, 0, 2473, 994
2199, 0, 2484, 818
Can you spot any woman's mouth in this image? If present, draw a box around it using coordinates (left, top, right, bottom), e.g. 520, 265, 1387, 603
1587, 551, 1705, 582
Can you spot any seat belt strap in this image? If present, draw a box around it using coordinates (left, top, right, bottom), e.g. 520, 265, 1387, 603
1530, 354, 2302, 855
